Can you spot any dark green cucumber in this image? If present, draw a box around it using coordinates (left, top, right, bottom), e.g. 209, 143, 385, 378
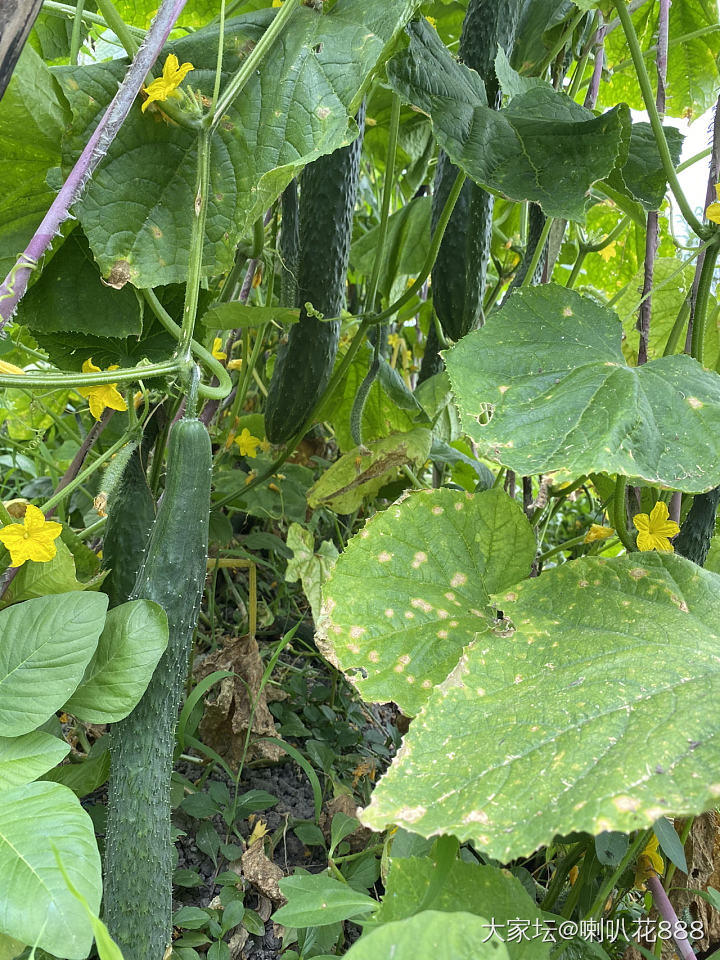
265, 103, 366, 443
103, 417, 211, 960
102, 445, 156, 609
430, 0, 524, 342
675, 486, 720, 566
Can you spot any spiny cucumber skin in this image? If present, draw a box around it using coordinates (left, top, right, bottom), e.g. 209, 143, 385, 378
102, 446, 156, 609
103, 418, 211, 960
675, 485, 720, 567
265, 104, 366, 444
431, 0, 523, 343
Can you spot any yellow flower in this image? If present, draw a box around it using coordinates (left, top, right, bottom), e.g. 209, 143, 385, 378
706, 183, 720, 224
599, 241, 616, 262
212, 337, 227, 361
235, 428, 262, 458
142, 54, 194, 113
633, 501, 680, 552
387, 333, 402, 350
0, 504, 62, 567
634, 834, 664, 889
425, 15, 437, 28
227, 358, 243, 371
272, 0, 283, 6
584, 524, 615, 544
0, 360, 25, 376
78, 359, 128, 421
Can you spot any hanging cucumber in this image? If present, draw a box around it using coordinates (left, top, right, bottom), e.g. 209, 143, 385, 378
265, 103, 366, 444
675, 486, 720, 567
430, 0, 524, 343
101, 425, 157, 609
103, 414, 211, 960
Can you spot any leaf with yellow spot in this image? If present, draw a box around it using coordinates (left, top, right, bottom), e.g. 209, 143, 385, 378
446, 284, 720, 492
362, 553, 720, 860
318, 488, 536, 715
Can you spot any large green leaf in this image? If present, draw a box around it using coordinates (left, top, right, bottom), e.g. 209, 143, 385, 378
64, 599, 168, 723
362, 554, 720, 860
318, 488, 536, 715
345, 911, 510, 960
0, 45, 68, 279
0, 781, 100, 959
444, 283, 720, 492
0, 592, 108, 736
16, 229, 142, 338
386, 19, 628, 222
376, 857, 549, 960
55, 0, 416, 288
0, 732, 69, 793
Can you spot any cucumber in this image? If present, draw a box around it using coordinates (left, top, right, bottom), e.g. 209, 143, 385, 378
102, 444, 155, 609
103, 416, 211, 960
675, 486, 720, 567
430, 0, 523, 342
265, 104, 366, 444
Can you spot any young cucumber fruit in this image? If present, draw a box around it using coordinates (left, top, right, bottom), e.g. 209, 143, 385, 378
265, 104, 366, 444
103, 416, 211, 960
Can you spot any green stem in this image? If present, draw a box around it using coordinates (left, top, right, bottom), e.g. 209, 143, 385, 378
662, 299, 690, 356
179, 129, 212, 362
211, 0, 226, 116
0, 360, 179, 390
613, 475, 637, 552
94, 0, 139, 57
76, 516, 107, 541
676, 146, 712, 173
43, 0, 146, 36
612, 0, 709, 240
365, 93, 401, 311
690, 238, 720, 364
367, 171, 466, 326
143, 289, 232, 399
521, 217, 553, 288
210, 0, 301, 129
565, 249, 587, 289
70, 0, 87, 63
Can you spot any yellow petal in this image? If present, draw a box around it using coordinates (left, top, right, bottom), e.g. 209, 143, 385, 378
82, 357, 100, 374
584, 524, 615, 543
707, 202, 720, 224
163, 54, 180, 80
24, 536, 59, 563
636, 530, 655, 552
23, 504, 49, 534
212, 337, 227, 361
649, 501, 670, 525
0, 360, 25, 376
632, 513, 650, 533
